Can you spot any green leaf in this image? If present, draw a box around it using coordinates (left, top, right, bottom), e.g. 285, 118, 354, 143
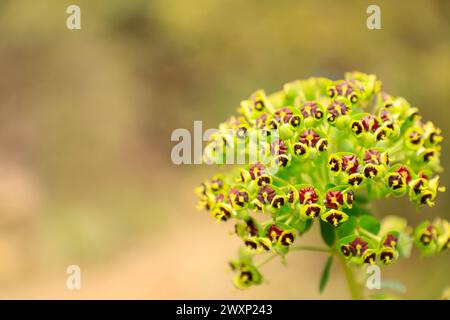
336, 234, 357, 248
346, 205, 373, 217
359, 215, 380, 235
354, 194, 369, 204
319, 255, 333, 293
293, 219, 313, 235
320, 220, 336, 247
337, 216, 357, 238
325, 183, 336, 190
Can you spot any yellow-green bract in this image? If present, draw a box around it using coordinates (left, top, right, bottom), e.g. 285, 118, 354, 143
196, 72, 448, 292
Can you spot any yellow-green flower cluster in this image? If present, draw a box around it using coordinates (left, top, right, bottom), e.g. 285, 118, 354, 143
196, 72, 447, 289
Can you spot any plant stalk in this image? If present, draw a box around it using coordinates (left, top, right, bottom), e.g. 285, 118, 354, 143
338, 255, 363, 300
290, 245, 331, 253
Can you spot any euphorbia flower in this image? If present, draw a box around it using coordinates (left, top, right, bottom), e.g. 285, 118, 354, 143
267, 225, 284, 242
299, 186, 319, 204
257, 186, 276, 204
321, 209, 348, 227
325, 190, 344, 209
249, 162, 264, 180
196, 72, 446, 292
341, 154, 359, 174
361, 115, 380, 132
301, 101, 323, 120
396, 166, 411, 183
274, 107, 294, 123
349, 237, 368, 256
363, 149, 381, 165
299, 129, 320, 147
327, 100, 350, 117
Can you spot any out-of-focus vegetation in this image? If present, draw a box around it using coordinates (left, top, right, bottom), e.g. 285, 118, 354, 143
0, 0, 448, 298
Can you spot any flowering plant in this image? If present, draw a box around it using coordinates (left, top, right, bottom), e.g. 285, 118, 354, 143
195, 72, 448, 298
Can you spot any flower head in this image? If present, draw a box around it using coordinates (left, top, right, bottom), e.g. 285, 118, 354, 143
196, 72, 445, 289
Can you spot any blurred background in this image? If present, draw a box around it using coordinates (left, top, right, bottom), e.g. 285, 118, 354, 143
0, 0, 448, 299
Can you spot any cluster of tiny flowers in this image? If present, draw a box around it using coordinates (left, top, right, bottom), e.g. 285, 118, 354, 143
195, 72, 447, 289
339, 233, 400, 265
414, 218, 450, 254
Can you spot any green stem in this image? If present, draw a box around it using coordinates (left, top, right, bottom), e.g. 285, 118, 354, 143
256, 254, 277, 268
272, 175, 291, 186
338, 255, 363, 300
290, 245, 331, 253
358, 228, 381, 242
276, 213, 291, 221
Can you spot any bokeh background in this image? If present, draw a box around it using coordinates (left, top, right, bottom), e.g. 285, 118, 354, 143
0, 0, 448, 299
